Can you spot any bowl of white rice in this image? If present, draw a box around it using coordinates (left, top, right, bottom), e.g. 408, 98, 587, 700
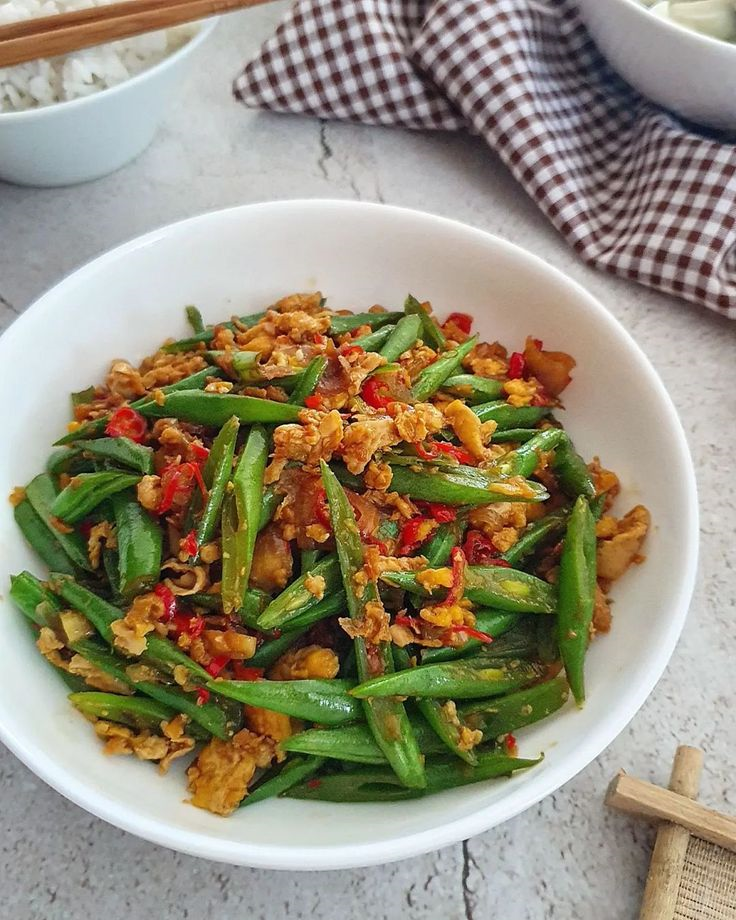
0, 1, 216, 186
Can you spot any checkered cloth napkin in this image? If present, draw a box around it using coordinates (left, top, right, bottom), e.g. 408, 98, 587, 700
234, 0, 736, 319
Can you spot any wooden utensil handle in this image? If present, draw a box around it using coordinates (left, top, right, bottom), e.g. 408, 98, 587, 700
638, 746, 703, 920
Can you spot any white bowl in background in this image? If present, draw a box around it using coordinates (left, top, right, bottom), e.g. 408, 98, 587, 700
0, 200, 698, 869
577, 0, 736, 129
0, 19, 216, 187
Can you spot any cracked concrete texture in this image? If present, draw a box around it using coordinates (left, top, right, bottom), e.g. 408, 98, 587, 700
1, 5, 735, 920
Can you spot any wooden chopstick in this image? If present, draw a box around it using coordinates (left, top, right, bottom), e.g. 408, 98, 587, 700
606, 771, 736, 854
0, 0, 273, 69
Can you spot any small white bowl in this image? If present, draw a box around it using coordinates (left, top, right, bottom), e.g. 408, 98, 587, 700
577, 0, 736, 129
0, 200, 698, 869
0, 19, 216, 187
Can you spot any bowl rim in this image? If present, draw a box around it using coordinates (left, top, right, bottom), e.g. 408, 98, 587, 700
0, 16, 217, 121
591, 0, 736, 54
0, 199, 699, 870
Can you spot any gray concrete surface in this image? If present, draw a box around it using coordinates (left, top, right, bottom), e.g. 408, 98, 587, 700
1, 6, 734, 918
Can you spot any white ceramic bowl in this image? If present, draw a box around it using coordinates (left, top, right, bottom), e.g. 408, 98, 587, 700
577, 0, 736, 129
0, 200, 697, 869
0, 19, 216, 187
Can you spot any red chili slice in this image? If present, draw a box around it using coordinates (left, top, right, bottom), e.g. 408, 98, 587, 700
445, 547, 466, 606
340, 344, 365, 358
462, 529, 498, 566
181, 529, 199, 558
504, 733, 518, 756
171, 611, 205, 639
232, 664, 264, 681
196, 688, 210, 706
360, 376, 392, 410
304, 394, 324, 409
444, 623, 494, 644
154, 583, 178, 621
105, 406, 147, 443
396, 516, 438, 556
205, 655, 230, 678
189, 442, 210, 463
157, 461, 207, 515
507, 352, 526, 380
445, 312, 473, 334
415, 501, 457, 523
415, 440, 475, 466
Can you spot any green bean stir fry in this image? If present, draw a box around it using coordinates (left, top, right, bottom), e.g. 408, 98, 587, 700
10, 292, 650, 815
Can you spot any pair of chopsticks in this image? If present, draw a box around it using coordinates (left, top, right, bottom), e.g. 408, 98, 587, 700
0, 0, 273, 69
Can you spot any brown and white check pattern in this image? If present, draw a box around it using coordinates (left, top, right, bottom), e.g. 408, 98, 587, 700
234, 0, 736, 318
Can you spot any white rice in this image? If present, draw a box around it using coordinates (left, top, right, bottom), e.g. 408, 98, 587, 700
0, 0, 195, 112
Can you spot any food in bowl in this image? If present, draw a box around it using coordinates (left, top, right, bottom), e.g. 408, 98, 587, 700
9, 291, 650, 816
0, 0, 196, 112
640, 0, 736, 41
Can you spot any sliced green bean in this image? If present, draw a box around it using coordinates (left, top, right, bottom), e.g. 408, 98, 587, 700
492, 428, 566, 479
460, 676, 570, 739
69, 691, 180, 733
286, 752, 541, 801
46, 447, 85, 476
351, 324, 395, 352
502, 507, 570, 566
243, 756, 326, 807
473, 400, 551, 430
258, 484, 281, 532
421, 610, 519, 664
383, 565, 556, 614
162, 310, 267, 352
74, 438, 154, 475
351, 659, 542, 700
491, 428, 540, 443
9, 570, 63, 626
195, 416, 239, 550
422, 520, 463, 567
321, 460, 426, 790
54, 367, 225, 446
289, 356, 327, 406
379, 314, 422, 363
442, 374, 504, 404
300, 548, 321, 573
257, 554, 343, 630
24, 473, 92, 570
329, 312, 401, 335
552, 439, 595, 501
139, 391, 300, 426
111, 490, 162, 601
14, 499, 77, 575
557, 496, 597, 705
186, 305, 206, 334
51, 471, 140, 524
411, 335, 478, 402
208, 678, 362, 726
387, 464, 548, 507
404, 294, 447, 351
280, 720, 446, 765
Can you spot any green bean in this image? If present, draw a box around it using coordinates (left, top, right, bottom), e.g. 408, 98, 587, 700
162, 311, 267, 352
226, 350, 261, 383
421, 610, 519, 664
300, 548, 321, 573
502, 507, 569, 566
289, 356, 327, 406
208, 678, 362, 725
49, 574, 210, 682
54, 367, 225, 446
237, 588, 269, 629
383, 566, 556, 614
186, 305, 206, 334
320, 460, 426, 790
69, 691, 180, 733
187, 592, 223, 610
351, 659, 542, 700
286, 752, 541, 801
535, 616, 559, 664
422, 520, 463, 567
24, 473, 93, 570
329, 312, 401, 335
589, 492, 606, 521
393, 646, 478, 765
9, 570, 62, 626
442, 374, 504, 404
387, 464, 548, 507
557, 496, 597, 705
552, 439, 595, 501
72, 638, 231, 739
222, 424, 268, 612
379, 314, 422, 363
491, 428, 540, 443
110, 490, 162, 601
247, 630, 306, 670
473, 400, 551, 430
46, 447, 85, 476
14, 499, 77, 575
51, 471, 141, 524
460, 676, 570, 739
404, 294, 447, 351
471, 621, 540, 662
280, 720, 446, 765
258, 484, 281, 532
257, 554, 343, 630
195, 416, 239, 550
139, 391, 301, 426
71, 386, 96, 407
492, 428, 566, 479
351, 324, 395, 352
411, 335, 478, 401
73, 437, 154, 475
242, 756, 325, 808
